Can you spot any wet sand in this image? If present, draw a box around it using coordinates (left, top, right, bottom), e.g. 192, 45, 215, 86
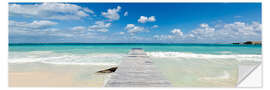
9, 63, 112, 87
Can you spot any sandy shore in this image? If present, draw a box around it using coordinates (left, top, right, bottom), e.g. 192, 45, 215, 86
9, 60, 259, 87
9, 63, 112, 87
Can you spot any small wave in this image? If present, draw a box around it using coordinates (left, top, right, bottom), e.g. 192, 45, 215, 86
217, 51, 232, 54
147, 52, 261, 61
40, 62, 118, 66
9, 51, 124, 66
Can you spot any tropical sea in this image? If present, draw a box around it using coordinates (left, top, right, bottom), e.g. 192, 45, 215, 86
8, 43, 262, 87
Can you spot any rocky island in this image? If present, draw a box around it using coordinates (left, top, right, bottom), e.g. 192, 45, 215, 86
233, 41, 261, 45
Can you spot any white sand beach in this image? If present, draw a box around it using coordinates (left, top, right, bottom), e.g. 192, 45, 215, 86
9, 63, 112, 87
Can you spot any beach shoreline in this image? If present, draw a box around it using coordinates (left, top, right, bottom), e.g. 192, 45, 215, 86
8, 43, 262, 87
9, 62, 111, 87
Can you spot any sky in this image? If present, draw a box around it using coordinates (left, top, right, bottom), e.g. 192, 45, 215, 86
9, 3, 262, 43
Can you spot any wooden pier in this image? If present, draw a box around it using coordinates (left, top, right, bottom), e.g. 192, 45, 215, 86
105, 48, 171, 87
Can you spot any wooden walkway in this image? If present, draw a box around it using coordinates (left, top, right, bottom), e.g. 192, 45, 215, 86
105, 48, 171, 87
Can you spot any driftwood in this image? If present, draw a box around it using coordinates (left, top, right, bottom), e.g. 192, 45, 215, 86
96, 67, 118, 73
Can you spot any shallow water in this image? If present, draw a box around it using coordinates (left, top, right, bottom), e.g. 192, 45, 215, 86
152, 57, 238, 87
8, 43, 262, 87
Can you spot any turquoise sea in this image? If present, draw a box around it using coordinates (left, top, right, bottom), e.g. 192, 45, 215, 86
9, 43, 261, 65
8, 43, 262, 87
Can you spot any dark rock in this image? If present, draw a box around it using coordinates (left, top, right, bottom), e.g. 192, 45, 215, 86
232, 41, 261, 45
243, 41, 253, 44
243, 41, 261, 45
232, 43, 240, 44
97, 67, 118, 73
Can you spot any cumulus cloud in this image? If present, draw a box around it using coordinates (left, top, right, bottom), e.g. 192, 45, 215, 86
171, 28, 184, 36
119, 32, 125, 35
102, 6, 121, 21
125, 24, 145, 35
72, 26, 86, 31
72, 21, 111, 32
9, 3, 94, 20
138, 16, 156, 23
88, 21, 111, 32
129, 36, 150, 41
124, 11, 128, 16
9, 20, 103, 42
154, 21, 261, 43
153, 35, 174, 40
83, 8, 95, 14
9, 20, 111, 42
151, 25, 159, 29
187, 23, 216, 40
9, 20, 57, 29
216, 22, 261, 41
9, 20, 72, 37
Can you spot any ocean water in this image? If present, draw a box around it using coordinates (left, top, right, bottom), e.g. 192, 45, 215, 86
8, 43, 262, 87
9, 43, 262, 65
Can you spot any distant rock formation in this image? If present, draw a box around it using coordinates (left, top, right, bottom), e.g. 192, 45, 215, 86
97, 67, 118, 73
232, 41, 261, 45
243, 41, 261, 45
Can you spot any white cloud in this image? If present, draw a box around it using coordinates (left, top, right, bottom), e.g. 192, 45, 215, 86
124, 11, 128, 16
9, 20, 57, 29
129, 36, 150, 41
119, 32, 125, 35
217, 22, 261, 40
153, 21, 261, 43
102, 6, 121, 21
153, 35, 174, 40
125, 24, 145, 35
49, 32, 74, 37
148, 16, 156, 22
72, 26, 86, 31
171, 28, 184, 36
88, 21, 111, 32
151, 25, 159, 29
9, 21, 68, 37
200, 23, 209, 28
138, 16, 156, 23
156, 21, 261, 43
83, 8, 95, 14
30, 20, 58, 28
125, 24, 135, 29
9, 21, 110, 42
138, 16, 148, 23
9, 3, 94, 20
188, 24, 215, 39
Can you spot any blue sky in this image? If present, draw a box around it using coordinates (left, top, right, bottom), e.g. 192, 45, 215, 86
9, 3, 261, 43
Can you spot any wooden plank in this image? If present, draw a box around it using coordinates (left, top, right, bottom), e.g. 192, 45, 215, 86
105, 48, 171, 87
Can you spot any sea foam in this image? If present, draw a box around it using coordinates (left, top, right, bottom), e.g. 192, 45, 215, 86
8, 51, 261, 65
9, 51, 125, 66
147, 52, 261, 61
